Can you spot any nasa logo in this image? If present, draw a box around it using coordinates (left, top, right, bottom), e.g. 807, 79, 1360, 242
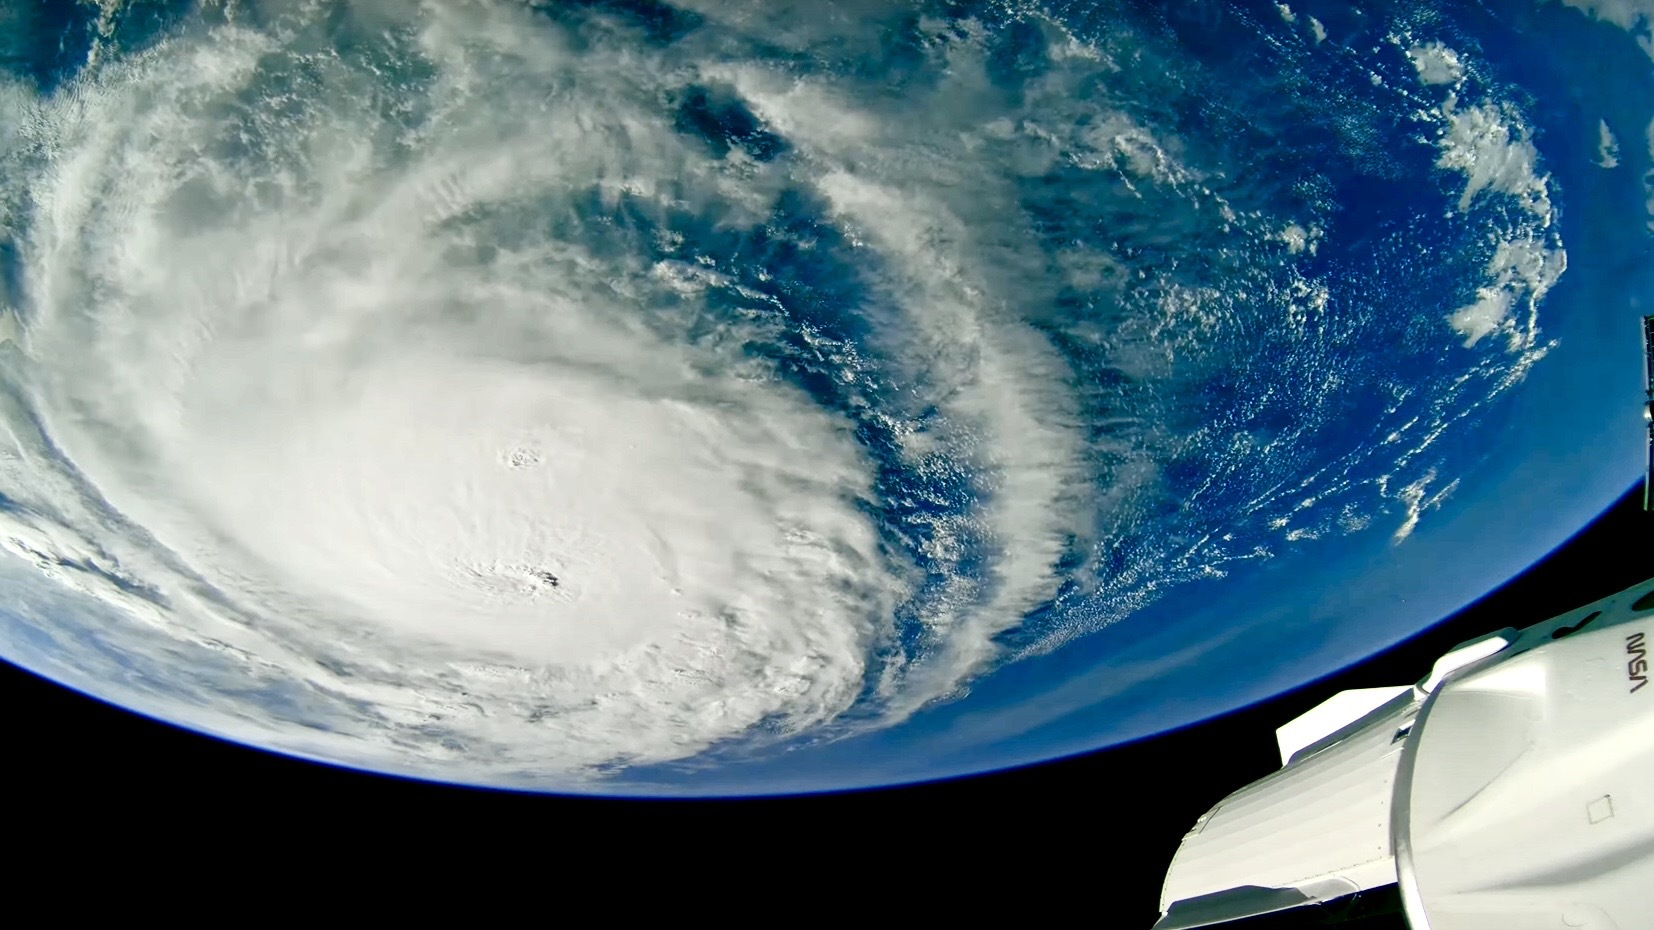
1630, 632, 1648, 694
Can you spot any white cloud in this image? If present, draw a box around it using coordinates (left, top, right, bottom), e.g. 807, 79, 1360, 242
1448, 237, 1568, 347
1391, 470, 1459, 541
0, 0, 1119, 785
1401, 39, 1563, 376
5, 6, 914, 781
1647, 115, 1654, 230
1434, 99, 1553, 220
1596, 118, 1622, 168
1407, 42, 1464, 86
0, 0, 1587, 791
1552, 0, 1654, 59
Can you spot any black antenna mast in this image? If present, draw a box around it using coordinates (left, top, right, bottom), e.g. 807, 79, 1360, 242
1642, 315, 1654, 509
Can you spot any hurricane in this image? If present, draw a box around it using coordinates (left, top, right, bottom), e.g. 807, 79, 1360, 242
0, 0, 1639, 794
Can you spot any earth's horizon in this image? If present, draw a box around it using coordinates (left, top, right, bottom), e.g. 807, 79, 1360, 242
0, 0, 1649, 796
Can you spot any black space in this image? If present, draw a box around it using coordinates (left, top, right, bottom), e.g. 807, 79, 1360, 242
4, 481, 1650, 919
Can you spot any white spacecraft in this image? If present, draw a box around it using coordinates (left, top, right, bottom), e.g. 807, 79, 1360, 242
1154, 322, 1654, 930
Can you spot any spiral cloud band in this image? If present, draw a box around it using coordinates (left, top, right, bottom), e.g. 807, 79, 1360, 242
0, 1, 1562, 788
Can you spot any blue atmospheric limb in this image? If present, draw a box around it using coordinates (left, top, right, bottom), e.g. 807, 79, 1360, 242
0, 0, 1648, 795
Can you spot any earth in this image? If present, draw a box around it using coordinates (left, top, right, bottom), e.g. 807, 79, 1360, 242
0, 0, 1650, 797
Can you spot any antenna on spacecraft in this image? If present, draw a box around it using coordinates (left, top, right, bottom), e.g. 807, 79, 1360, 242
1643, 315, 1654, 510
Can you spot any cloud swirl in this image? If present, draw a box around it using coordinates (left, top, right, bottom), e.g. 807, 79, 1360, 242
0, 1, 1564, 788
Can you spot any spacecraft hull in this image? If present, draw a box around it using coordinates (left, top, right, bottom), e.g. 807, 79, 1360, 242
1155, 579, 1654, 930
